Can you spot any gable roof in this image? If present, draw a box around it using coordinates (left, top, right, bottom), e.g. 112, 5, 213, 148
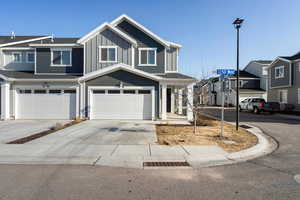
77, 22, 137, 46
0, 36, 52, 48
228, 70, 259, 79
79, 63, 162, 82
110, 14, 172, 48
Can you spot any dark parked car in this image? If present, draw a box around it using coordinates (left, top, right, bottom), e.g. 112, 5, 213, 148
239, 98, 280, 114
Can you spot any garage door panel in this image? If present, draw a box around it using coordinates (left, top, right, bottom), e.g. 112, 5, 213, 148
17, 91, 76, 120
91, 91, 152, 120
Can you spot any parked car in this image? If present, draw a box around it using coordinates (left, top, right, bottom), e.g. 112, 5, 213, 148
239, 98, 280, 114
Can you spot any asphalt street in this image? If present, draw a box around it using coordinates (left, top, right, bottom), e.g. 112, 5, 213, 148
0, 108, 299, 200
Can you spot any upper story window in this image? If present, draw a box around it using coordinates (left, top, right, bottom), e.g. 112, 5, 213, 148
275, 66, 284, 79
51, 48, 72, 67
99, 46, 117, 63
12, 52, 22, 63
26, 52, 35, 63
138, 48, 157, 66
262, 67, 268, 75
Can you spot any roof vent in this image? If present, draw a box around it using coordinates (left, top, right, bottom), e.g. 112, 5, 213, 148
11, 31, 16, 39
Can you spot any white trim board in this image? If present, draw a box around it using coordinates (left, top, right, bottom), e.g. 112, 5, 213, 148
77, 22, 137, 46
29, 44, 81, 47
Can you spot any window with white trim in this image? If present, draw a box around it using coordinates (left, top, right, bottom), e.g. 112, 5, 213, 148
99, 46, 117, 62
275, 66, 284, 79
26, 52, 35, 63
12, 52, 22, 63
51, 48, 72, 66
138, 48, 156, 66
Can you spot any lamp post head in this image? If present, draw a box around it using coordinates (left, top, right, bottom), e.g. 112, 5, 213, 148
233, 18, 244, 29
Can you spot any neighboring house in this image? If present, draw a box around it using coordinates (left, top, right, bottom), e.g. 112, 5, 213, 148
194, 79, 209, 105
0, 14, 196, 121
207, 77, 219, 105
243, 60, 272, 100
267, 52, 300, 111
212, 71, 264, 106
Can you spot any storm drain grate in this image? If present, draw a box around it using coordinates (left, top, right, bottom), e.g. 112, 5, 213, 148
143, 161, 190, 167
240, 125, 252, 129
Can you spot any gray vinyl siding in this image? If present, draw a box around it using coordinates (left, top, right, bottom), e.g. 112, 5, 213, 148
85, 70, 159, 118
0, 50, 35, 71
166, 47, 178, 72
35, 48, 83, 74
268, 62, 300, 111
85, 29, 132, 74
270, 60, 291, 88
117, 20, 165, 73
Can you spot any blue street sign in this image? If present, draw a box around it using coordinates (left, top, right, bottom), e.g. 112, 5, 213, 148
217, 69, 236, 75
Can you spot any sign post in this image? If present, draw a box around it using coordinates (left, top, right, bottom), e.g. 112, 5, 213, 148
217, 69, 236, 138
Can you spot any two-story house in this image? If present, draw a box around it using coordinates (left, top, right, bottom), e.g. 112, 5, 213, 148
243, 60, 272, 100
267, 52, 300, 111
0, 14, 196, 121
213, 70, 264, 106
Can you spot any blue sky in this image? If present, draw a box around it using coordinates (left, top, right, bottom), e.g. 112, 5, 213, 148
1, 0, 300, 79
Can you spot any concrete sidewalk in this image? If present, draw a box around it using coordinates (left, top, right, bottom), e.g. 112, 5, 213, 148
0, 143, 230, 168
0, 121, 276, 169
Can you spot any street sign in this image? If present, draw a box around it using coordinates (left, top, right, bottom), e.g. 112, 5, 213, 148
217, 69, 236, 75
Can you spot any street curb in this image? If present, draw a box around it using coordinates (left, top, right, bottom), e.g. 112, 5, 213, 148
200, 113, 278, 166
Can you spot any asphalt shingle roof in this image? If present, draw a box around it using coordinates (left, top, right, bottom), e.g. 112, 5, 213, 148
229, 70, 259, 78
0, 70, 81, 80
280, 52, 300, 61
0, 36, 80, 47
157, 73, 196, 80
0, 36, 45, 44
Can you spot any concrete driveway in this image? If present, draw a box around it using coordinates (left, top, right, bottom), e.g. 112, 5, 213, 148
0, 120, 70, 143
28, 120, 157, 145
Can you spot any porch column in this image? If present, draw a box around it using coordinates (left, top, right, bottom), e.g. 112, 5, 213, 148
178, 89, 183, 115
187, 83, 194, 121
161, 83, 167, 120
1, 82, 10, 120
79, 82, 86, 119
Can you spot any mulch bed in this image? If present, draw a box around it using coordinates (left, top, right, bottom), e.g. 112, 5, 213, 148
7, 119, 84, 144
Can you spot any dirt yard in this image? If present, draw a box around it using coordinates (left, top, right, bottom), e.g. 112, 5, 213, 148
156, 115, 258, 152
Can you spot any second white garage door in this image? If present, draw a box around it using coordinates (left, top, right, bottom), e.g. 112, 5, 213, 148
90, 89, 153, 120
16, 89, 77, 119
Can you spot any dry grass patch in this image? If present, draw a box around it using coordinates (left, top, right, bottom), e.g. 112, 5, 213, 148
156, 115, 258, 152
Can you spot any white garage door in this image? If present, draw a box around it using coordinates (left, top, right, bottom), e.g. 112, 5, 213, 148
90, 89, 153, 120
17, 89, 76, 119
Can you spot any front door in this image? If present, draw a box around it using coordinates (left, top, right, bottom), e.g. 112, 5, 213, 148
167, 88, 171, 112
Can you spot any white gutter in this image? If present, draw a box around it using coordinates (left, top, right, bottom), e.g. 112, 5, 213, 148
29, 43, 81, 47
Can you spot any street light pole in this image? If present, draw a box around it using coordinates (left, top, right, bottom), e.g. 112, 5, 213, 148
233, 18, 244, 131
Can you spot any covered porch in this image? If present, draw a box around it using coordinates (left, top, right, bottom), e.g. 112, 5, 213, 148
159, 80, 196, 121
